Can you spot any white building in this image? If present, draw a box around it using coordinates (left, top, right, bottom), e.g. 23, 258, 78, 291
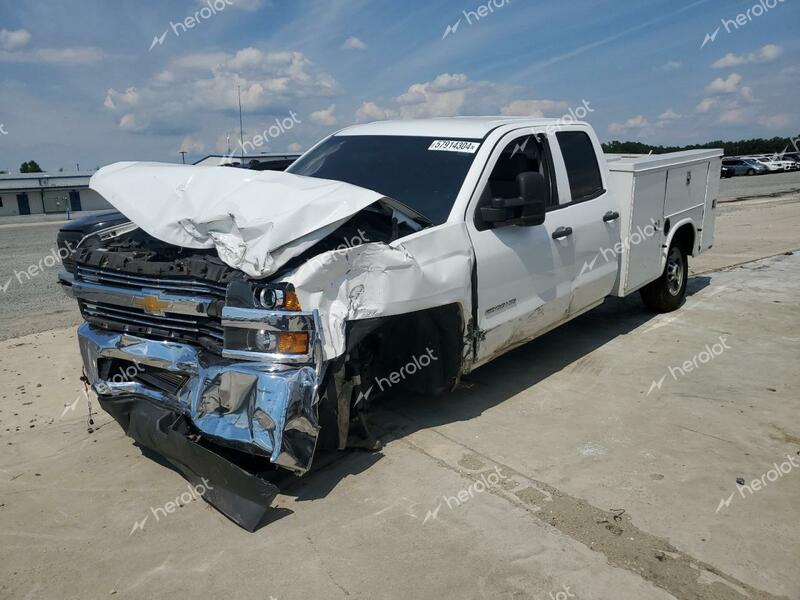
0, 171, 111, 217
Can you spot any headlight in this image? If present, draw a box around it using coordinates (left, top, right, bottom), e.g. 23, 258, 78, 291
221, 281, 313, 361
252, 285, 301, 311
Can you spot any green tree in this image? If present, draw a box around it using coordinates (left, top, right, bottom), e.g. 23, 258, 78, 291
601, 135, 800, 157
20, 160, 43, 173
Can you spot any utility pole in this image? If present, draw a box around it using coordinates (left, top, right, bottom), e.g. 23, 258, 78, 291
179, 151, 187, 164
238, 85, 245, 164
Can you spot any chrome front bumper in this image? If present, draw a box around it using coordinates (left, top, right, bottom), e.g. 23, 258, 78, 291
78, 323, 320, 474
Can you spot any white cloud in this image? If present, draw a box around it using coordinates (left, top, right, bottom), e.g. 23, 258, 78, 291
288, 142, 302, 152
105, 47, 339, 132
104, 87, 140, 109
657, 109, 682, 121
501, 99, 569, 117
0, 46, 103, 65
740, 86, 756, 102
718, 109, 746, 125
655, 60, 682, 72
712, 44, 784, 68
705, 73, 742, 94
118, 113, 145, 133
310, 104, 338, 126
341, 36, 367, 50
759, 114, 792, 130
0, 28, 31, 51
179, 136, 206, 154
696, 98, 717, 113
355, 101, 399, 122
355, 73, 526, 123
608, 115, 650, 134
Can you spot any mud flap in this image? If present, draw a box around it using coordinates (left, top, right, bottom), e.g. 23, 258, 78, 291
100, 396, 279, 532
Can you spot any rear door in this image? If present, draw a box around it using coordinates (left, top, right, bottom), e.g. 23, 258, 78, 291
466, 130, 572, 365
553, 130, 619, 314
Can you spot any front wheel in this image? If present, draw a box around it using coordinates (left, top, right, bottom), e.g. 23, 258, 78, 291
746, 169, 756, 176
640, 245, 688, 312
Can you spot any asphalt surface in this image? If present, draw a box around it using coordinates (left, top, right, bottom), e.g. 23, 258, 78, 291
0, 222, 81, 341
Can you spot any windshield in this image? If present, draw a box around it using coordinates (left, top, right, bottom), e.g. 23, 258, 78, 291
286, 135, 481, 225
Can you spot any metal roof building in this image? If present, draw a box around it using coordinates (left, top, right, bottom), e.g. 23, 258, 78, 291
0, 171, 112, 217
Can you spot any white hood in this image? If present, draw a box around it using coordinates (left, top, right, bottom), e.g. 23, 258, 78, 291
89, 162, 387, 278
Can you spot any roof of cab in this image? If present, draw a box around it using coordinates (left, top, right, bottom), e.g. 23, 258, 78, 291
336, 117, 585, 139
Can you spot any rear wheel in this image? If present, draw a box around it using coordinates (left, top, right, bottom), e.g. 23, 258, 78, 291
640, 245, 688, 313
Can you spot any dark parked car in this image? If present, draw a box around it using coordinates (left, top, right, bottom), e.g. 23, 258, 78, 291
722, 158, 768, 176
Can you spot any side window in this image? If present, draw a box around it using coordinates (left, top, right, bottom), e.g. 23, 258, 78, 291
474, 134, 557, 231
556, 131, 604, 203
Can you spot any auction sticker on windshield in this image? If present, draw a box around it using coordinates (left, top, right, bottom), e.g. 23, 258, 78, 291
428, 140, 480, 153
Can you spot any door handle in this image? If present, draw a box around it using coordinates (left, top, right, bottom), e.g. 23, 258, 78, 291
552, 226, 573, 240
603, 211, 620, 222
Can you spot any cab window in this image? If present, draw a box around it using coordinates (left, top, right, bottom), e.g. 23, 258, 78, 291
556, 131, 604, 203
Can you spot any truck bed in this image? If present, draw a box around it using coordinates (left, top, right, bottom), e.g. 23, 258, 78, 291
605, 149, 723, 297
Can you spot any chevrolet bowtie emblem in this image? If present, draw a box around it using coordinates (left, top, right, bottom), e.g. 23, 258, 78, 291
133, 295, 173, 316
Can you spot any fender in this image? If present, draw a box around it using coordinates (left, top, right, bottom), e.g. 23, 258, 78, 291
660, 218, 697, 272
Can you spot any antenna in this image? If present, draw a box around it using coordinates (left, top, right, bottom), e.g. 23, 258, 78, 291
226, 132, 231, 156
238, 85, 245, 164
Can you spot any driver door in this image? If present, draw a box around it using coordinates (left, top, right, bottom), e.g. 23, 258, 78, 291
466, 131, 574, 367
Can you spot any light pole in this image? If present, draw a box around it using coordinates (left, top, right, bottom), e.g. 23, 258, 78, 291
179, 151, 187, 164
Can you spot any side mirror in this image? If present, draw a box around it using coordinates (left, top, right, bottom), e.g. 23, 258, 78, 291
480, 172, 547, 228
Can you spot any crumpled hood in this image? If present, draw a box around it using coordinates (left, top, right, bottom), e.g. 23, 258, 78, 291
90, 161, 387, 278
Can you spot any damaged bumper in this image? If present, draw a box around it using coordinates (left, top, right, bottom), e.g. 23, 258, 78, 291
78, 323, 320, 475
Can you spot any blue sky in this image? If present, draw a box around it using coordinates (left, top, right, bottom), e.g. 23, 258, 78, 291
0, 0, 798, 172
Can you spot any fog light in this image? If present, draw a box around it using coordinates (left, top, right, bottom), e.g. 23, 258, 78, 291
277, 332, 309, 354
254, 330, 277, 352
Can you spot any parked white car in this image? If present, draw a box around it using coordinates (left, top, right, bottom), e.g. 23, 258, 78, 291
57, 117, 721, 528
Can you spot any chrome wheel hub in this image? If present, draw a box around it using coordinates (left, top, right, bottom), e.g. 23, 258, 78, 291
666, 247, 683, 296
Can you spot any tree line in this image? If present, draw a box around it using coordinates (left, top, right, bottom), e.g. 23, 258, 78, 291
602, 135, 800, 157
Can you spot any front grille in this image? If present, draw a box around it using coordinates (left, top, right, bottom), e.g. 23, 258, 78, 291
79, 300, 224, 352
77, 265, 228, 299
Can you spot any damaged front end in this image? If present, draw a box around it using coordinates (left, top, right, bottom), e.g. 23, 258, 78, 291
60, 232, 327, 529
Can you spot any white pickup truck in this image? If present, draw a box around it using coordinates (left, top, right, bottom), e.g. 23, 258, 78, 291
58, 117, 721, 529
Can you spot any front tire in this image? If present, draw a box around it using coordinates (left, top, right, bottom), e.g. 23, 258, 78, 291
746, 169, 756, 176
640, 245, 688, 313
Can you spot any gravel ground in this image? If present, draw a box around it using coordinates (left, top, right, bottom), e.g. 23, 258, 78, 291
0, 223, 81, 341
